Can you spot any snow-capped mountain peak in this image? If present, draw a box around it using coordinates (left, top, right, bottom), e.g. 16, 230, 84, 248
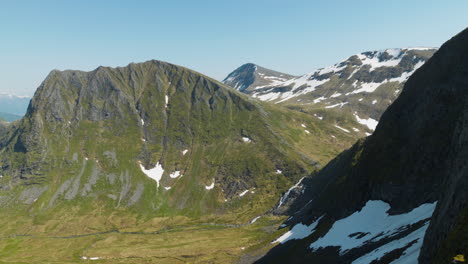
222, 63, 296, 93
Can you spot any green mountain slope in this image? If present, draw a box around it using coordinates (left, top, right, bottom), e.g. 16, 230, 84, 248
0, 60, 360, 263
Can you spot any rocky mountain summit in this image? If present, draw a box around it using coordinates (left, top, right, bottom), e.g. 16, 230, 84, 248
223, 63, 296, 93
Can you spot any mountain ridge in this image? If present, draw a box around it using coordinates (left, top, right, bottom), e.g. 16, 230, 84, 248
257, 29, 467, 264
224, 48, 437, 138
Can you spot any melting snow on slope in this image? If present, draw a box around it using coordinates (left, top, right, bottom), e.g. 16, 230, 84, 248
139, 162, 164, 188
141, 118, 145, 125
348, 82, 383, 94
250, 216, 261, 224
357, 49, 403, 71
352, 223, 429, 264
182, 149, 188, 155
388, 61, 425, 83
309, 200, 437, 256
272, 76, 329, 103
313, 96, 327, 103
169, 171, 181, 178
165, 95, 169, 108
305, 130, 310, 134
273, 216, 323, 244
325, 102, 348, 109
349, 60, 425, 95
354, 114, 379, 130
335, 125, 350, 133
278, 177, 304, 208
254, 92, 282, 101
239, 190, 249, 197
205, 180, 215, 190
82, 256, 100, 260
242, 137, 252, 142
313, 114, 323, 120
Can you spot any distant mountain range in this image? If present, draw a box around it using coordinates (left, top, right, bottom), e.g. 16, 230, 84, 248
0, 93, 30, 121
224, 48, 437, 136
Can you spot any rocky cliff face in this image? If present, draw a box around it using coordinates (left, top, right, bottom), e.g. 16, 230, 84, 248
258, 29, 467, 263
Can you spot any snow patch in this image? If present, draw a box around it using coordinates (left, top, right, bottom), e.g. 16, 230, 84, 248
139, 162, 164, 188
389, 61, 425, 83
301, 124, 306, 128
169, 171, 181, 179
349, 82, 383, 94
304, 130, 310, 134
205, 180, 215, 190
165, 95, 169, 108
352, 223, 429, 264
242, 137, 252, 143
357, 50, 403, 71
164, 187, 171, 190
182, 149, 188, 155
250, 216, 261, 224
273, 216, 323, 244
313, 96, 327, 103
354, 114, 379, 131
239, 190, 249, 197
309, 200, 437, 255
325, 102, 348, 109
276, 169, 282, 174
141, 118, 145, 125
335, 125, 350, 133
372, 100, 378, 105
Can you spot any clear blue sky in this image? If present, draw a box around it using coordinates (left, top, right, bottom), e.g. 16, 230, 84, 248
0, 0, 466, 96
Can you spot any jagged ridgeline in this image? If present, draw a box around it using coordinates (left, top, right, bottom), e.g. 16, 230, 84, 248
0, 60, 341, 219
